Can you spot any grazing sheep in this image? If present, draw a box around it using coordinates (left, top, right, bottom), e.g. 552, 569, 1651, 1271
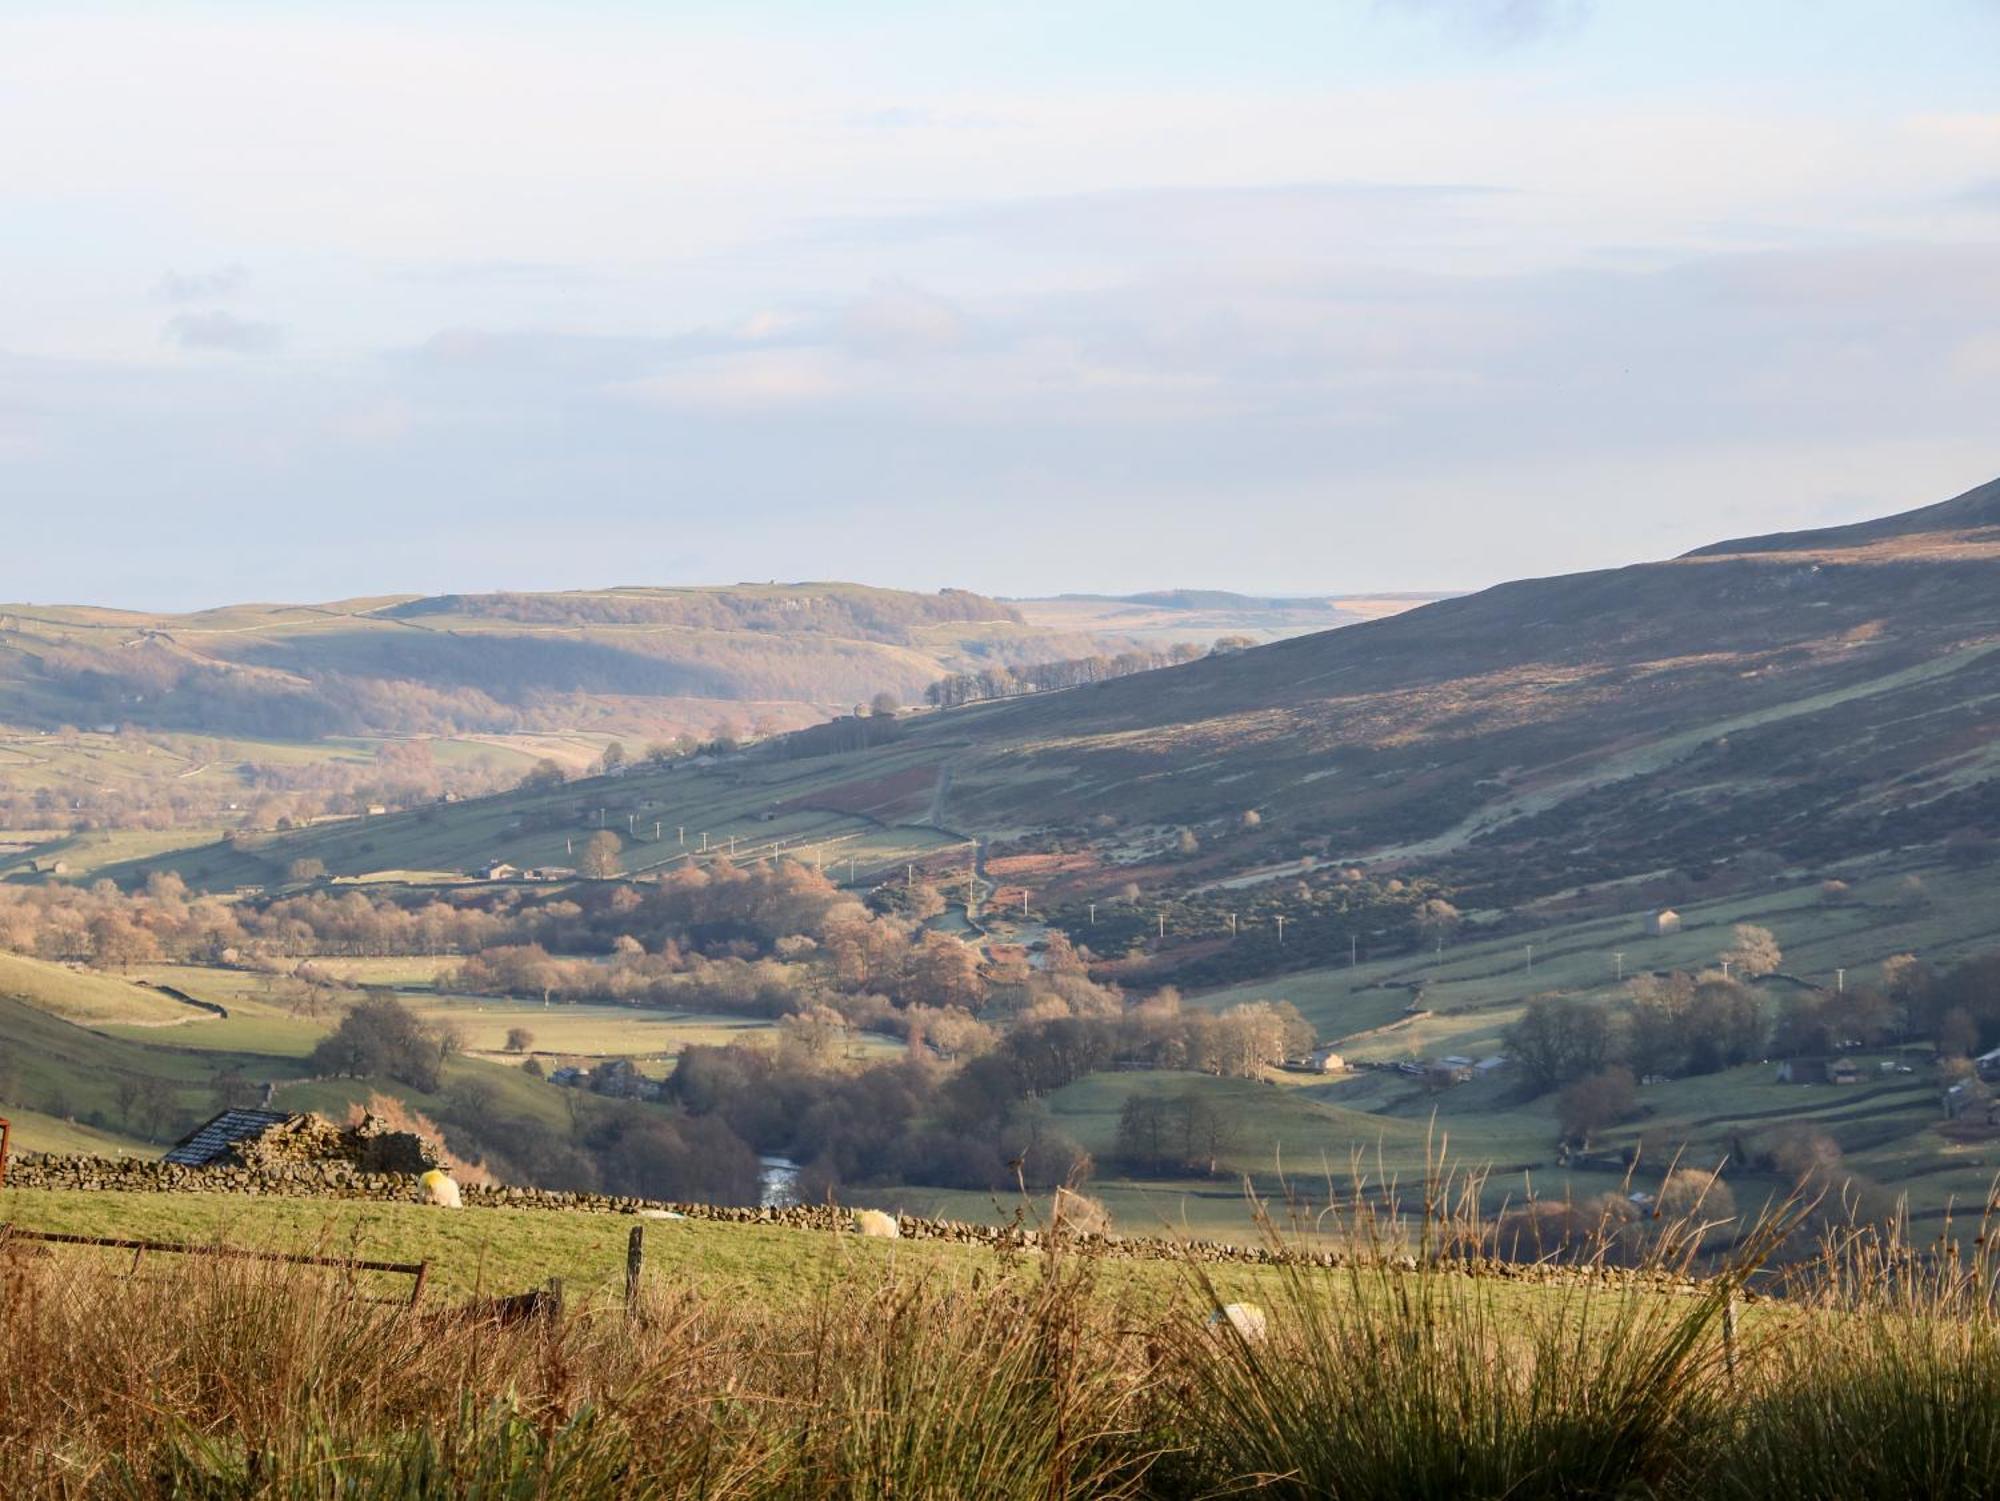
853, 1209, 900, 1239
418, 1169, 462, 1208
1206, 1302, 1268, 1342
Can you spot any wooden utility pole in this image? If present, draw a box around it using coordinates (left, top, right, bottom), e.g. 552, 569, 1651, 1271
1275, 914, 1286, 944
1614, 951, 1625, 981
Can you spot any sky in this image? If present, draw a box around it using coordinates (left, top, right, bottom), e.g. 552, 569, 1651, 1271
1, 1, 1997, 609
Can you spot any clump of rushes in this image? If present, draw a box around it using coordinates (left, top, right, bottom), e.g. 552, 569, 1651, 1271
1153, 1156, 1796, 1500
1717, 1195, 2000, 1500
13, 1170, 2000, 1499
0, 1226, 1156, 1500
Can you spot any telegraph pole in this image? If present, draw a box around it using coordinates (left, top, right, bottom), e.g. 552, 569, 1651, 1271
1157, 913, 1166, 940
1525, 944, 1534, 975
1088, 902, 1096, 925
1276, 914, 1286, 944
1614, 951, 1625, 982
1836, 968, 1846, 993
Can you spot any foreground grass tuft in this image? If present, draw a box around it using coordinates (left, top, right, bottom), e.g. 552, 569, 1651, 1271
5, 1179, 2000, 1497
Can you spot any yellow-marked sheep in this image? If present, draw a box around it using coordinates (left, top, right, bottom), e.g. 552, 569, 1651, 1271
852, 1209, 900, 1239
418, 1169, 462, 1208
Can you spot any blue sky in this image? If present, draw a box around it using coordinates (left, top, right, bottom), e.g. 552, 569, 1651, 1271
2, 0, 1997, 607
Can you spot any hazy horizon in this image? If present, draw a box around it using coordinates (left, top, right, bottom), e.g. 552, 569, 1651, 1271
4, 0, 1997, 609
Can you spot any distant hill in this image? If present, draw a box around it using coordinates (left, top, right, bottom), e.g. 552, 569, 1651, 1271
1010, 589, 1448, 649
935, 474, 2000, 894
0, 583, 1114, 743
116, 474, 2000, 907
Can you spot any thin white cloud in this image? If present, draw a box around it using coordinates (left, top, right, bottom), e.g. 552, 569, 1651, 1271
163, 310, 282, 353
155, 264, 249, 302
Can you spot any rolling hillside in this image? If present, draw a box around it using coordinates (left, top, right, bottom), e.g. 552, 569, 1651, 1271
0, 583, 1100, 742
928, 474, 2000, 895
80, 474, 2000, 908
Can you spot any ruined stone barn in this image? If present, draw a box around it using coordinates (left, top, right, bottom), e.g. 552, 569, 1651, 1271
161, 1108, 297, 1167
162, 1109, 445, 1173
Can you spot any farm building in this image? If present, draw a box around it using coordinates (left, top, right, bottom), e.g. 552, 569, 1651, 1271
1649, 909, 1682, 937
163, 1109, 446, 1173
1306, 1047, 1346, 1074
162, 1108, 296, 1166
1776, 1058, 1864, 1085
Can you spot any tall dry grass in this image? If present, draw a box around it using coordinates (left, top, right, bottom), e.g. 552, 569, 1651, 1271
0, 1237, 1153, 1499
4, 1177, 1999, 1499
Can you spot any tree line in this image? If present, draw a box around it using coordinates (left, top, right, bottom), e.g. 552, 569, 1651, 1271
923, 643, 1210, 708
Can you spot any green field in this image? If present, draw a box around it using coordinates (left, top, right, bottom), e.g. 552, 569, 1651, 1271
0, 950, 202, 1028
0, 1188, 1292, 1308
93, 740, 974, 894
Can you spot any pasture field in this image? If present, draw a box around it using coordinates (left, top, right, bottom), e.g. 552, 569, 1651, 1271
0, 1187, 1263, 1306
399, 994, 902, 1064
0, 951, 203, 1028
290, 954, 459, 987
94, 741, 975, 893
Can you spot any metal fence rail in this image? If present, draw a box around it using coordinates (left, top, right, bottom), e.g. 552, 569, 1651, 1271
0, 1224, 431, 1306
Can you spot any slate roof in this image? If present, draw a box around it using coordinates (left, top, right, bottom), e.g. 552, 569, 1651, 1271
161, 1108, 297, 1166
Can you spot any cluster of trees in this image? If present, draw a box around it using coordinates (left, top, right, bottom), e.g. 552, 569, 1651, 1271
1513, 930, 2000, 1148
307, 992, 462, 1093
0, 876, 528, 969
0, 857, 870, 974
664, 992, 1311, 1201
923, 644, 1208, 708
1113, 1087, 1241, 1176
1506, 928, 1787, 1097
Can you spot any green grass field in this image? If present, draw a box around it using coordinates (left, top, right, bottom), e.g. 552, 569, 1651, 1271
91, 740, 973, 893
0, 1188, 1285, 1307
0, 950, 202, 1027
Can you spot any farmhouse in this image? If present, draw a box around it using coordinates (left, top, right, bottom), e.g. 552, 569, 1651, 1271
1649, 909, 1682, 937
1973, 1045, 2000, 1083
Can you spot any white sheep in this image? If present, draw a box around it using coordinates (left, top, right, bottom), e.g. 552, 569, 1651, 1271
418, 1168, 462, 1208
1206, 1302, 1268, 1343
852, 1209, 900, 1239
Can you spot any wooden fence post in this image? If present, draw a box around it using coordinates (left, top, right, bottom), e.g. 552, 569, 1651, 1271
626, 1224, 644, 1311
1723, 1294, 1740, 1389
